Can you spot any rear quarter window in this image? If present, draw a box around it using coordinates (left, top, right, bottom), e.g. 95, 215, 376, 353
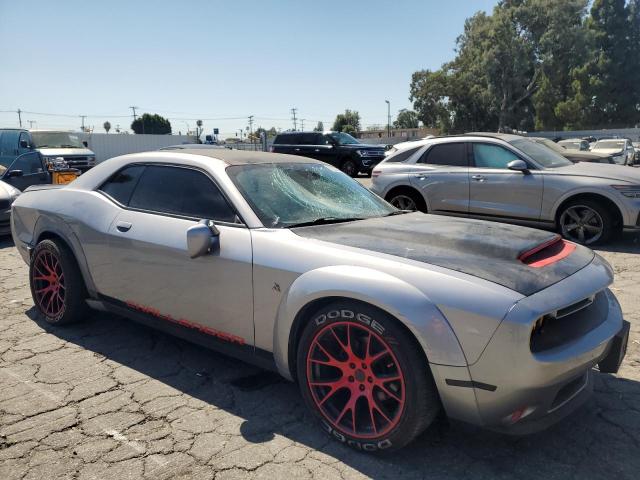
99, 165, 146, 205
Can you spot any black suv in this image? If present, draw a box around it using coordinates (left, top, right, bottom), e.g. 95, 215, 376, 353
270, 131, 386, 176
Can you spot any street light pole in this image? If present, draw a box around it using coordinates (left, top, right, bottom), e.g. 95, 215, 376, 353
385, 100, 390, 138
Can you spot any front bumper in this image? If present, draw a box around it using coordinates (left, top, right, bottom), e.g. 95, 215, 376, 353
468, 283, 624, 434
356, 156, 385, 171
0, 209, 11, 236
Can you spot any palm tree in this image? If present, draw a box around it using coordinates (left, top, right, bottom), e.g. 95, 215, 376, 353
103, 121, 111, 134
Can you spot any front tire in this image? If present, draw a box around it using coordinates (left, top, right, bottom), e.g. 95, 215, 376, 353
296, 301, 440, 452
386, 189, 426, 212
341, 159, 358, 177
30, 239, 89, 325
558, 200, 614, 245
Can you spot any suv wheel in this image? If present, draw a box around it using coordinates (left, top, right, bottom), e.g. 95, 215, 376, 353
341, 159, 357, 177
30, 239, 89, 325
297, 301, 440, 452
387, 189, 426, 212
558, 200, 614, 245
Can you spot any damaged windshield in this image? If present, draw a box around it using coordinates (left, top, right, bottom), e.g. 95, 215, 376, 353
227, 163, 396, 228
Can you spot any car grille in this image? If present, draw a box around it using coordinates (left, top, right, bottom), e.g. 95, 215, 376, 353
61, 156, 93, 167
360, 150, 385, 157
530, 292, 607, 353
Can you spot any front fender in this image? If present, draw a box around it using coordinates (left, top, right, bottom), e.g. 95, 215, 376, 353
549, 187, 627, 223
272, 265, 467, 380
32, 213, 98, 297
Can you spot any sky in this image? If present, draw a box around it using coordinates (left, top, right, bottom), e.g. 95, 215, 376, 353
0, 0, 498, 138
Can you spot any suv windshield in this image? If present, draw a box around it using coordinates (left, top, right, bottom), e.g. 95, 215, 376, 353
510, 139, 573, 168
328, 132, 360, 145
31, 132, 83, 149
227, 163, 396, 228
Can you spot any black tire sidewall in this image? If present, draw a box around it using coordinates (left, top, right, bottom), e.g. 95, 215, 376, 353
388, 190, 427, 213
341, 159, 357, 177
296, 301, 439, 452
30, 239, 87, 325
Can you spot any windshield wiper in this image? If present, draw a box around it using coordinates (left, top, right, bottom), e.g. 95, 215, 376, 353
385, 210, 411, 216
286, 217, 365, 228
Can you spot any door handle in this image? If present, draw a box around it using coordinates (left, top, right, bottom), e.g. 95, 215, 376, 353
314, 149, 320, 152
414, 174, 428, 180
116, 221, 132, 232
472, 175, 486, 182
294, 148, 301, 152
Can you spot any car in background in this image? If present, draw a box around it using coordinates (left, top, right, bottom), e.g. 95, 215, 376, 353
271, 131, 386, 177
633, 142, 640, 165
0, 151, 51, 191
529, 137, 614, 164
371, 133, 640, 245
10, 148, 629, 450
591, 138, 635, 165
558, 138, 590, 151
0, 179, 21, 235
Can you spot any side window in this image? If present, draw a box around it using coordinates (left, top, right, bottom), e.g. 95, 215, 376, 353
386, 146, 421, 163
99, 165, 146, 205
12, 152, 44, 174
129, 165, 237, 223
19, 132, 31, 149
472, 144, 520, 169
419, 143, 467, 167
300, 133, 318, 145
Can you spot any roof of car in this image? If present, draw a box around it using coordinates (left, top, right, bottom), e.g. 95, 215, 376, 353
558, 138, 585, 142
462, 132, 524, 142
171, 148, 319, 165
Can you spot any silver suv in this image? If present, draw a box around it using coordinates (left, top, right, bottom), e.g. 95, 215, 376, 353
371, 133, 640, 245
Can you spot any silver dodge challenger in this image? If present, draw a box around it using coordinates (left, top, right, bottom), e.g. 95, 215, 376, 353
11, 149, 629, 451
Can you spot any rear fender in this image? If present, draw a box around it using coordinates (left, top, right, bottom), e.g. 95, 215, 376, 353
272, 265, 467, 381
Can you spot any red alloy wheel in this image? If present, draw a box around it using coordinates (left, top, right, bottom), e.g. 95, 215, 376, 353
306, 321, 406, 439
32, 249, 66, 318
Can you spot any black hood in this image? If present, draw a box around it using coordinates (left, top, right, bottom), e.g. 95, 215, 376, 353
293, 213, 594, 296
340, 143, 385, 150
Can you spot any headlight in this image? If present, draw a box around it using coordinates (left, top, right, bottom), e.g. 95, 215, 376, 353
612, 185, 640, 198
6, 184, 21, 202
356, 150, 365, 156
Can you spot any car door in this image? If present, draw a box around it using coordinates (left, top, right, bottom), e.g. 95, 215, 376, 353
0, 130, 18, 169
409, 142, 469, 214
96, 163, 255, 346
2, 152, 50, 190
299, 133, 336, 166
468, 142, 543, 221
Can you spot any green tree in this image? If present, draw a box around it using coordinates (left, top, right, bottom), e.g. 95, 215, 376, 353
103, 121, 111, 134
341, 124, 357, 135
313, 121, 324, 132
131, 113, 172, 135
332, 110, 361, 133
393, 109, 419, 128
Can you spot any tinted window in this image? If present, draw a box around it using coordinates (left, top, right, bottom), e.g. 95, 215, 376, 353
99, 165, 145, 205
386, 146, 421, 163
472, 144, 520, 169
129, 165, 237, 222
419, 143, 467, 166
274, 133, 300, 145
300, 133, 321, 145
12, 152, 44, 174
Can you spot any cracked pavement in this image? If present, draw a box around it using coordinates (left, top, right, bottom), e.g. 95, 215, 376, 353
0, 234, 639, 480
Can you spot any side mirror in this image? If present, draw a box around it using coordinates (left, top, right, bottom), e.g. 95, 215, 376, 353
82, 141, 88, 148
5, 169, 24, 178
507, 159, 529, 173
186, 219, 220, 258
19, 140, 29, 149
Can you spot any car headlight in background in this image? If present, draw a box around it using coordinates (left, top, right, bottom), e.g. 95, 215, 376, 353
611, 185, 640, 198
6, 183, 21, 202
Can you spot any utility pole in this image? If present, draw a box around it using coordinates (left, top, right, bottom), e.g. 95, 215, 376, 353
300, 119, 305, 131
80, 115, 86, 132
129, 106, 138, 121
291, 107, 298, 131
248, 115, 254, 144
28, 120, 36, 129
385, 100, 391, 138
17, 109, 22, 127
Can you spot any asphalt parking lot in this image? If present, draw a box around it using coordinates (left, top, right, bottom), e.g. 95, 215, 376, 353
0, 231, 639, 480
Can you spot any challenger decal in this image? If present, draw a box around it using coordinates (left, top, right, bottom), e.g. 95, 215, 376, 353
125, 301, 245, 345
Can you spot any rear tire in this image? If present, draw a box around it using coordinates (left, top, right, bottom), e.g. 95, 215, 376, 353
30, 239, 89, 325
296, 300, 440, 452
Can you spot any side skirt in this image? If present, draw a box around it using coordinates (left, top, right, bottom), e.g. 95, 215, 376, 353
99, 295, 278, 373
